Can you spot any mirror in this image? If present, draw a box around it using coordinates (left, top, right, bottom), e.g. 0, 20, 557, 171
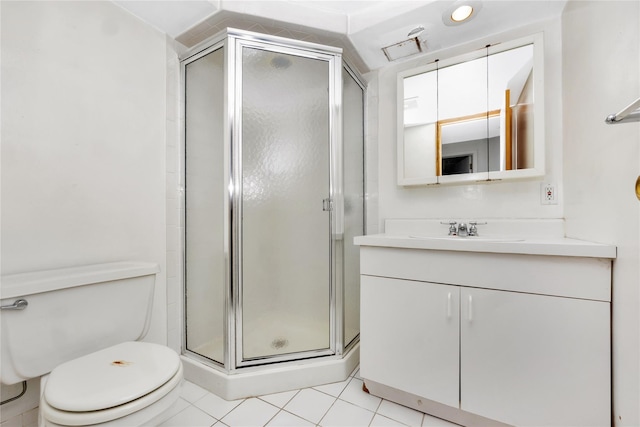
438, 110, 500, 175
398, 34, 544, 185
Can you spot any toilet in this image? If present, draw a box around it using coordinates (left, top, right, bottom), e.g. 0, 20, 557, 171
0, 262, 183, 426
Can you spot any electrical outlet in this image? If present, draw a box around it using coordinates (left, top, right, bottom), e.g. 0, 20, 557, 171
541, 183, 558, 205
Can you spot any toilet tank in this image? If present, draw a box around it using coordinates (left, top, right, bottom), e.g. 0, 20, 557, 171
0, 262, 159, 385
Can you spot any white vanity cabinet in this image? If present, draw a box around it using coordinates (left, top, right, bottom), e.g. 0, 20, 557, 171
459, 287, 610, 426
357, 241, 614, 427
361, 276, 460, 407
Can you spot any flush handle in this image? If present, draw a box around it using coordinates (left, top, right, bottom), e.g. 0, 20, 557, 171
0, 299, 28, 310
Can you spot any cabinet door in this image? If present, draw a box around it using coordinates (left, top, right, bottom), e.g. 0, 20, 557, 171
460, 287, 610, 426
361, 275, 460, 407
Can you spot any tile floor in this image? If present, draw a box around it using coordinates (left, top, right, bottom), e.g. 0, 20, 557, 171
160, 367, 459, 427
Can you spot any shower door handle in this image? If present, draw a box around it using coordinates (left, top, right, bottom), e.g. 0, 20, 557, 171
322, 198, 333, 211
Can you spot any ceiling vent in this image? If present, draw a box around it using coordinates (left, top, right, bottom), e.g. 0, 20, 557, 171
382, 37, 424, 62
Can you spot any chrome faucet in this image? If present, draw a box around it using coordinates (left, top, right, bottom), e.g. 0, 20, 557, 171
440, 221, 457, 235
468, 221, 487, 236
441, 220, 487, 237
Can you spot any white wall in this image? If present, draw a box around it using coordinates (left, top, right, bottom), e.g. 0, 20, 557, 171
372, 18, 563, 226
1, 0, 168, 420
562, 2, 640, 425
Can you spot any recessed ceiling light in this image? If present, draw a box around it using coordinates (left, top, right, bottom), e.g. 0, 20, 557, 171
451, 5, 473, 22
442, 1, 482, 26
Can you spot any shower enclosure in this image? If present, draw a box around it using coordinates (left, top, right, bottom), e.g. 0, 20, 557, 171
181, 29, 364, 396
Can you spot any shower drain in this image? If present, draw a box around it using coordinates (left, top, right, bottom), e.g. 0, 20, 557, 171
271, 337, 289, 349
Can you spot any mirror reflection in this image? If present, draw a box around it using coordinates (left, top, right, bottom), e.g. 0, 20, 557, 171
438, 111, 500, 175
401, 42, 536, 183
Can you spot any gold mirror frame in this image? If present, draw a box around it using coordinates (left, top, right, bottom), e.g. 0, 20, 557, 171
436, 90, 511, 176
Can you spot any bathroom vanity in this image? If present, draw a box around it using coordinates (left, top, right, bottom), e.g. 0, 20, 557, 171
356, 221, 615, 427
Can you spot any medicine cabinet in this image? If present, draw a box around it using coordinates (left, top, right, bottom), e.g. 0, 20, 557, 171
397, 34, 545, 186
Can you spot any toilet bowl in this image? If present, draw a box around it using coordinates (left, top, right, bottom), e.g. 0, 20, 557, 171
0, 262, 183, 427
39, 342, 183, 427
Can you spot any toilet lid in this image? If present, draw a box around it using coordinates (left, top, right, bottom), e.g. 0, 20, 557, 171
44, 342, 180, 412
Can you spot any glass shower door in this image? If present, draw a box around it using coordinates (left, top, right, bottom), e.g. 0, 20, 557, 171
238, 43, 335, 364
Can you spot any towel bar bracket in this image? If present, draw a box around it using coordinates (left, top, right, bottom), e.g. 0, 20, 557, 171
0, 299, 28, 310
605, 97, 640, 124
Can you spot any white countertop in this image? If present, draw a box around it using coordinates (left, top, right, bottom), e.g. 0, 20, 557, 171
354, 234, 617, 258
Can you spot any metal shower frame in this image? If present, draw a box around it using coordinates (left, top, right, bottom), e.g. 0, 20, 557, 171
180, 28, 366, 373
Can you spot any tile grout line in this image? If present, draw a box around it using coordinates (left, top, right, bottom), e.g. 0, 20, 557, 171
262, 407, 282, 427
194, 392, 243, 424
324, 374, 381, 427
307, 372, 358, 426
257, 388, 300, 409
166, 397, 210, 426
280, 390, 332, 426
177, 367, 446, 427
316, 395, 340, 427
312, 373, 357, 427
259, 398, 283, 426
275, 407, 318, 427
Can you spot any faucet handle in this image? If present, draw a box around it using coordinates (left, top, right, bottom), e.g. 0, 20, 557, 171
440, 221, 457, 235
468, 221, 487, 236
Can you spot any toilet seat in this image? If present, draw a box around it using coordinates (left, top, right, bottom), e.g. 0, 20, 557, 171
41, 342, 183, 426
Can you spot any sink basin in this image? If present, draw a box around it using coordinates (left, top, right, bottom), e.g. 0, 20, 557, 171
409, 235, 525, 243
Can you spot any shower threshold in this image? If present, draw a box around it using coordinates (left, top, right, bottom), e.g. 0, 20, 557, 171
181, 342, 359, 400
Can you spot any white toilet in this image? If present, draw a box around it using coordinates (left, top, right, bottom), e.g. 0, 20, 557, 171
0, 262, 183, 426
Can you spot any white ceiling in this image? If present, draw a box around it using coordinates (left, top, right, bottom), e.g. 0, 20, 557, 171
113, 0, 567, 71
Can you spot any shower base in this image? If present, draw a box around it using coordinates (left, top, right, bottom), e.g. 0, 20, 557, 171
191, 316, 331, 361
182, 342, 359, 400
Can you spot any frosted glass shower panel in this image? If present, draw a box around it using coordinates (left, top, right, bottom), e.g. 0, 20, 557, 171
241, 47, 331, 360
184, 47, 226, 364
342, 68, 364, 347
